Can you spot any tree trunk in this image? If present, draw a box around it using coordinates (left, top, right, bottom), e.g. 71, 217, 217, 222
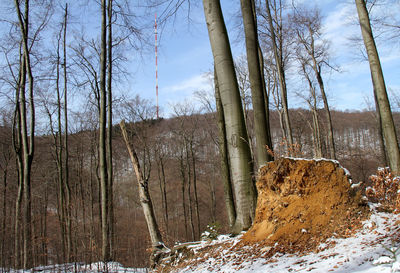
106, 0, 114, 260
185, 139, 195, 241
62, 3, 72, 262
119, 121, 167, 266
156, 153, 169, 234
312, 61, 336, 159
214, 68, 236, 229
302, 64, 323, 158
189, 140, 201, 239
14, 0, 35, 267
99, 0, 110, 261
13, 59, 23, 269
240, 0, 272, 167
179, 151, 188, 240
265, 0, 293, 148
1, 167, 7, 268
54, 36, 66, 261
373, 88, 388, 166
203, 0, 256, 234
355, 0, 400, 174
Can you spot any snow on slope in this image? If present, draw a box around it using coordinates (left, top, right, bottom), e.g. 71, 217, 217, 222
2, 262, 148, 273
3, 206, 399, 273
175, 205, 400, 273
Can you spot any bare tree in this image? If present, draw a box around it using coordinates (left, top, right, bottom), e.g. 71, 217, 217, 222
13, 0, 36, 268
61, 3, 72, 262
98, 0, 110, 262
291, 6, 336, 159
106, 0, 115, 259
295, 61, 323, 158
355, 0, 400, 174
263, 0, 293, 148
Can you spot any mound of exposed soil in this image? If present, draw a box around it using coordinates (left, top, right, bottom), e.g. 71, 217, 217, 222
156, 158, 372, 272
242, 157, 369, 251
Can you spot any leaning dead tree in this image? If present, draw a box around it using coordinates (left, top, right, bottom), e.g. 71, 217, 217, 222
119, 120, 167, 266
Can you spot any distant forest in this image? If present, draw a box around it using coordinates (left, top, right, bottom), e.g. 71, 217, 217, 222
0, 109, 398, 267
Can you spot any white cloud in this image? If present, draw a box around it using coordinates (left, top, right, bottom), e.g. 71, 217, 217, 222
158, 73, 214, 116
164, 73, 211, 93
322, 2, 359, 56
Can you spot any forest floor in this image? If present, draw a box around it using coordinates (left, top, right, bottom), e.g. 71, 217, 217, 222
158, 204, 400, 272
6, 207, 399, 272
156, 158, 400, 272
5, 159, 400, 273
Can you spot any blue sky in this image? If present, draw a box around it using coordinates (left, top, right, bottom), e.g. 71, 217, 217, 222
126, 0, 400, 117
0, 1, 398, 121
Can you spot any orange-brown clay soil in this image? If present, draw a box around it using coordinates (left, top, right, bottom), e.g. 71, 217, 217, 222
157, 158, 371, 272
242, 157, 369, 252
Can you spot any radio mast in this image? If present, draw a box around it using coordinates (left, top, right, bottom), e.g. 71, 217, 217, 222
155, 13, 159, 119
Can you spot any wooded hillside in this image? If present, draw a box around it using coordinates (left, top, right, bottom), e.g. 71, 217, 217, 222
0, 109, 398, 268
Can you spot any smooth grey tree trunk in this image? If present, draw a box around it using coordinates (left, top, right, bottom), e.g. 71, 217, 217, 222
203, 0, 256, 234
62, 4, 72, 262
99, 0, 110, 261
1, 159, 8, 268
14, 0, 35, 268
13, 55, 24, 269
106, 0, 114, 259
54, 30, 66, 262
156, 150, 169, 234
355, 0, 400, 174
240, 0, 273, 167
372, 87, 388, 166
214, 68, 236, 229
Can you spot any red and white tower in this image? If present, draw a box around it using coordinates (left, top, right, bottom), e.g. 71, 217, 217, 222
155, 13, 159, 119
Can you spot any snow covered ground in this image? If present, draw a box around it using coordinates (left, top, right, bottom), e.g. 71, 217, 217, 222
1, 262, 148, 272
175, 204, 400, 273
2, 205, 399, 273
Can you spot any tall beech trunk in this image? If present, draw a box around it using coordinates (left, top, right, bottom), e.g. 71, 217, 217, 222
372, 88, 388, 166
120, 121, 166, 266
214, 68, 236, 228
203, 0, 256, 234
179, 151, 189, 240
99, 0, 110, 261
240, 0, 273, 167
185, 138, 195, 241
106, 0, 114, 259
62, 3, 72, 262
189, 140, 200, 239
1, 166, 7, 268
14, 0, 35, 268
355, 0, 400, 174
156, 152, 169, 234
13, 56, 23, 269
54, 30, 66, 261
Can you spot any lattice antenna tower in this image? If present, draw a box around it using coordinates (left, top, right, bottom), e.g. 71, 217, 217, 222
155, 13, 159, 119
